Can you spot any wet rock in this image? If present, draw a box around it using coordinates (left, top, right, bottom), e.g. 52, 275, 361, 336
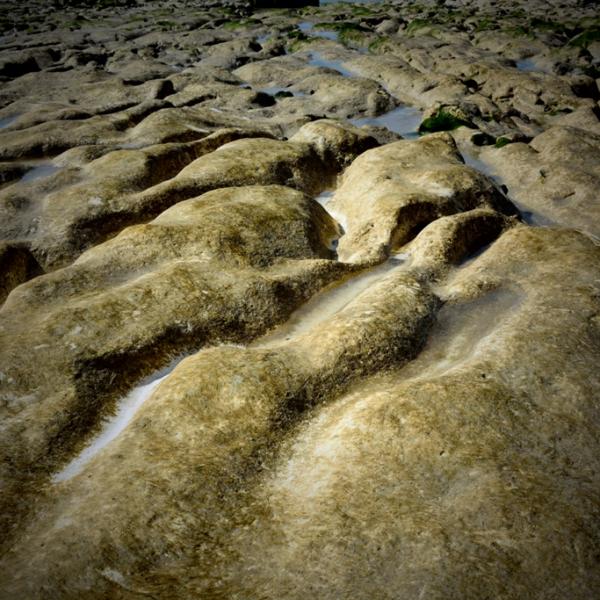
289, 118, 378, 169
0, 184, 348, 533
293, 71, 395, 118
235, 55, 395, 119
0, 1, 599, 598
375, 19, 399, 36
2, 223, 598, 600
0, 160, 29, 184
38, 119, 374, 268
481, 125, 600, 236
345, 53, 469, 110
329, 132, 516, 263
0, 51, 40, 78
552, 105, 600, 135
419, 104, 476, 133
106, 58, 177, 83
0, 70, 172, 124
200, 38, 262, 70
227, 230, 600, 600
0, 202, 482, 598
0, 127, 276, 268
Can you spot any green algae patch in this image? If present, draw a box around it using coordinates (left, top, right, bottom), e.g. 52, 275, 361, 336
568, 26, 600, 48
475, 18, 495, 32
406, 18, 430, 35
314, 21, 369, 44
502, 25, 532, 37
368, 36, 390, 53
418, 108, 474, 134
494, 137, 512, 149
223, 20, 245, 30
288, 28, 308, 39
529, 17, 567, 34
351, 5, 373, 16
583, 64, 600, 79
286, 28, 311, 51
156, 19, 177, 30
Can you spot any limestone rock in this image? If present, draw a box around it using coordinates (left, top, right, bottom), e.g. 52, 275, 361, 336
481, 125, 600, 237
0, 185, 348, 534
329, 132, 517, 263
2, 223, 599, 600
0, 128, 274, 268
0, 1, 599, 598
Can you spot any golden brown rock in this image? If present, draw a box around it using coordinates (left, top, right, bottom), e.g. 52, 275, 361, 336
0, 185, 347, 537
329, 132, 516, 263
0, 0, 599, 598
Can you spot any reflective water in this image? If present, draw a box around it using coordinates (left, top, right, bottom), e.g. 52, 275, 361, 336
315, 190, 344, 254
299, 21, 339, 42
399, 289, 522, 381
117, 141, 152, 149
519, 209, 557, 227
251, 188, 408, 347
20, 163, 61, 183
460, 149, 555, 227
52, 359, 179, 483
515, 58, 538, 72
0, 114, 18, 129
254, 253, 409, 348
460, 150, 499, 180
351, 105, 424, 138
307, 51, 357, 77
316, 190, 347, 232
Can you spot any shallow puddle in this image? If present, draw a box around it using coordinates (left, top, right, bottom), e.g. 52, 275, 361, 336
51, 247, 406, 481
52, 360, 179, 483
249, 188, 412, 348
515, 58, 538, 72
299, 21, 339, 42
518, 209, 557, 227
460, 149, 555, 228
351, 105, 423, 138
316, 190, 347, 233
307, 51, 357, 77
460, 150, 499, 180
20, 162, 61, 183
254, 254, 409, 348
0, 114, 19, 129
399, 288, 522, 381
117, 141, 151, 149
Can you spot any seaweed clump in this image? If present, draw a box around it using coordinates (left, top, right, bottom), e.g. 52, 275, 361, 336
419, 107, 474, 133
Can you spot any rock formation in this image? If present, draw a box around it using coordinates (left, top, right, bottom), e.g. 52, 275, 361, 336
0, 0, 599, 598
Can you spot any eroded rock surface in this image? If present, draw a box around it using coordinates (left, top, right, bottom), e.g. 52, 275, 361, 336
0, 0, 599, 598
329, 132, 516, 262
0, 119, 376, 268
480, 126, 600, 237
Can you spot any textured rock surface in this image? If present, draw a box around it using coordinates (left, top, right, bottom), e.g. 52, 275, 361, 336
0, 184, 348, 530
0, 0, 599, 598
0, 119, 376, 268
329, 132, 516, 262
480, 126, 600, 237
